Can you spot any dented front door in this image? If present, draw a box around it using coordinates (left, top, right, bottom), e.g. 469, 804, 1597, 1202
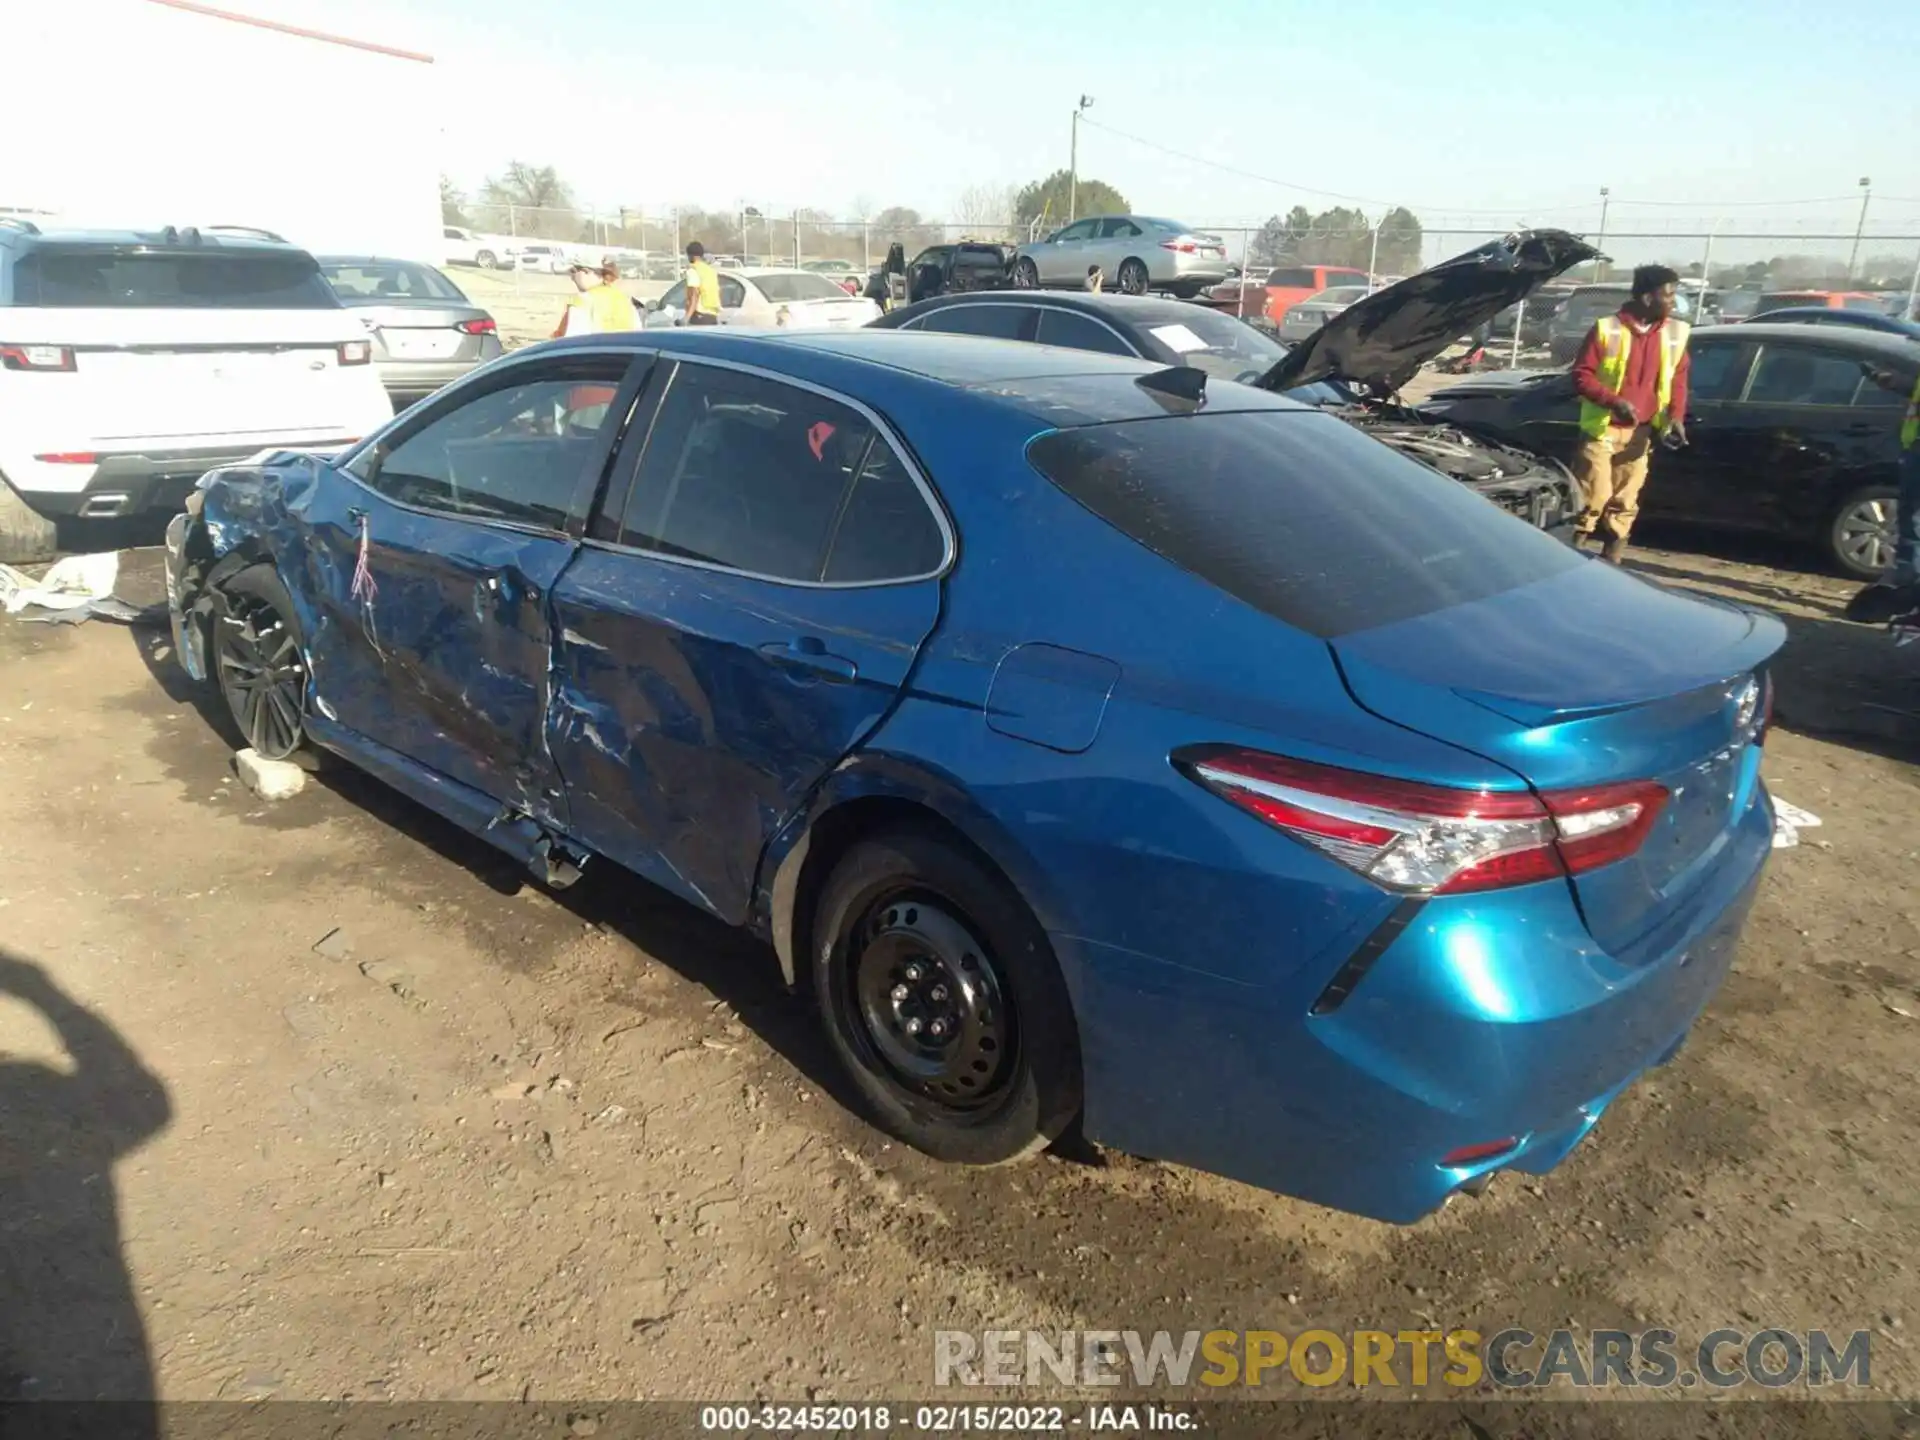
302, 352, 646, 826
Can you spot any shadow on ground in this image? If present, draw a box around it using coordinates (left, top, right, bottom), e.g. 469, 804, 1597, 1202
0, 948, 169, 1413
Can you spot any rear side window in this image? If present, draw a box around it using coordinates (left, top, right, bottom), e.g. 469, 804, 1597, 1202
1027, 410, 1584, 639
1035, 309, 1135, 356
1744, 345, 1868, 406
13, 247, 339, 308
618, 364, 942, 583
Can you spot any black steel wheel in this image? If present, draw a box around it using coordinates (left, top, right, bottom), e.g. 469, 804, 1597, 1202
214, 565, 307, 760
812, 828, 1081, 1166
851, 893, 1016, 1111
1116, 258, 1150, 296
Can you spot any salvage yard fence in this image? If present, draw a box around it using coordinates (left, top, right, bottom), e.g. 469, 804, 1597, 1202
456, 204, 1920, 308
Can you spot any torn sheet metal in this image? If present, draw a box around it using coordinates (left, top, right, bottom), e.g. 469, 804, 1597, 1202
1771, 797, 1823, 849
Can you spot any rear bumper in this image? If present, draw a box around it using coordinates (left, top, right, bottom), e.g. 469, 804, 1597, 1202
1064, 783, 1773, 1223
374, 356, 490, 400
4, 442, 347, 518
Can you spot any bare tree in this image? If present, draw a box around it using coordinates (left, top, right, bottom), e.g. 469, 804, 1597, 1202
477, 162, 578, 238
954, 183, 1016, 237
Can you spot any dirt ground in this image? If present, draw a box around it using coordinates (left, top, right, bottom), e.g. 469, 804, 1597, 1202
4, 469, 1920, 1410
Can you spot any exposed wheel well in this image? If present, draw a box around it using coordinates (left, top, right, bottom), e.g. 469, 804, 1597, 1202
778, 796, 1025, 995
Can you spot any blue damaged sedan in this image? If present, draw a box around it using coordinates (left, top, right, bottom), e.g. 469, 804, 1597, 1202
165, 328, 1782, 1222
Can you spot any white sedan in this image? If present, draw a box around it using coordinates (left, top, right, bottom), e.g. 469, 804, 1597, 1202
644, 267, 881, 330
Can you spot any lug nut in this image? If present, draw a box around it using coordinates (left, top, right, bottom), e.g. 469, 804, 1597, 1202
928, 1019, 947, 1038
904, 1018, 922, 1035
891, 984, 910, 1002
930, 985, 948, 1001
904, 964, 923, 982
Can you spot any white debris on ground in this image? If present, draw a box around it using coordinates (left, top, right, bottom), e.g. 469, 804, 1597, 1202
1771, 797, 1823, 849
234, 747, 307, 801
0, 552, 119, 613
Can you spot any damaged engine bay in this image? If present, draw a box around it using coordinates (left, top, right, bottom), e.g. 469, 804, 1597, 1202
1332, 398, 1578, 534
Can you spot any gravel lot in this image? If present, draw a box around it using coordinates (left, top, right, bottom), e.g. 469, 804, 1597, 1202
3, 379, 1918, 1417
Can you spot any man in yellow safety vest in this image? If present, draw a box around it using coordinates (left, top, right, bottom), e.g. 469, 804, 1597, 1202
552, 258, 638, 338
1569, 264, 1692, 564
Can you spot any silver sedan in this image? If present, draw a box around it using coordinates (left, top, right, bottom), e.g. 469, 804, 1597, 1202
319, 258, 503, 405
1279, 285, 1372, 342
1015, 215, 1230, 297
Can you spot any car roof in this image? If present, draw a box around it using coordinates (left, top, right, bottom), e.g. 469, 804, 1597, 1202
538, 327, 1306, 427
1709, 322, 1920, 359
883, 290, 1232, 329
0, 225, 305, 256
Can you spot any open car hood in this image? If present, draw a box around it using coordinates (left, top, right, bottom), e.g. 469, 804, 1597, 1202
1253, 229, 1601, 395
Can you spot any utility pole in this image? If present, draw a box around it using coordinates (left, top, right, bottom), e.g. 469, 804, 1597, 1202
1594, 186, 1610, 281
1068, 94, 1093, 223
1847, 177, 1871, 280
1367, 210, 1382, 288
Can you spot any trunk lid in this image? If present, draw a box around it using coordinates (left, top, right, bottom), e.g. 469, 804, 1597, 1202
1331, 561, 1782, 954
346, 303, 479, 362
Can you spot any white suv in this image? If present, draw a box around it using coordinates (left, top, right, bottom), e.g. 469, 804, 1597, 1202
0, 221, 395, 561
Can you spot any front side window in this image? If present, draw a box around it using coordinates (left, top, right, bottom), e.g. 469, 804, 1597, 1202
1265, 267, 1314, 288
1053, 221, 1097, 244
617, 365, 940, 583
1682, 340, 1749, 402
364, 358, 632, 529
916, 304, 1032, 340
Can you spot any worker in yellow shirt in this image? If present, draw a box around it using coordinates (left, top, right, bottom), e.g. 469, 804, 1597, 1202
684, 241, 722, 326
552, 258, 638, 338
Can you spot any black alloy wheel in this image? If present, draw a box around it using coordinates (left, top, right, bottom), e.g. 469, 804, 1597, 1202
214, 566, 307, 760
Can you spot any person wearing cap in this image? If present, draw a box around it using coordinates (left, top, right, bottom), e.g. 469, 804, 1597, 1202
552, 257, 638, 338
684, 242, 721, 326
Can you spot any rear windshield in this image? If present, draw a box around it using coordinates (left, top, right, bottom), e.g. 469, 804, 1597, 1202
1027, 409, 1584, 638
321, 260, 465, 303
12, 247, 339, 309
752, 272, 856, 302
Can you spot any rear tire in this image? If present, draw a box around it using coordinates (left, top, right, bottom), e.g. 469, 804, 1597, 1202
1116, 258, 1150, 296
811, 828, 1082, 1166
1827, 484, 1899, 580
476, 249, 497, 269
0, 477, 59, 566
212, 564, 308, 760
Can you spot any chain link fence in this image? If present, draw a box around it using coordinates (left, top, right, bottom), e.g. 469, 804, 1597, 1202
449, 204, 1920, 312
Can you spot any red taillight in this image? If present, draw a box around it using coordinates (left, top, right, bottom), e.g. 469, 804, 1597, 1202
1182, 749, 1668, 895
1159, 237, 1199, 253
1756, 671, 1775, 745
33, 451, 98, 464
338, 340, 372, 366
1, 343, 76, 372
1442, 1137, 1519, 1168
455, 317, 497, 335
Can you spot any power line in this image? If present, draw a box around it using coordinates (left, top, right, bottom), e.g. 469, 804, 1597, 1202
1077, 115, 1906, 221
